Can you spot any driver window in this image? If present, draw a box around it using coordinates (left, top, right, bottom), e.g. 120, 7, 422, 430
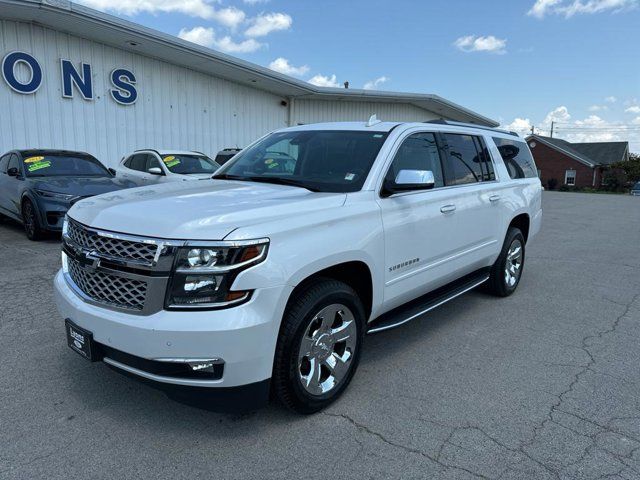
145, 155, 162, 172
385, 132, 444, 188
8, 154, 21, 173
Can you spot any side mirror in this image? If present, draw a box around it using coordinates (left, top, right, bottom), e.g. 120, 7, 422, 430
148, 167, 163, 175
383, 169, 435, 196
7, 167, 19, 177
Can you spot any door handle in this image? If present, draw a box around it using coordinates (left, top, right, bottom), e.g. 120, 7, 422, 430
440, 204, 456, 214
489, 194, 501, 203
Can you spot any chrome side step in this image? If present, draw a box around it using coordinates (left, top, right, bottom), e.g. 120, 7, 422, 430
367, 268, 490, 334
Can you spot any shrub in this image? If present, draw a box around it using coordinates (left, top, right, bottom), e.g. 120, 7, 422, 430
547, 178, 558, 190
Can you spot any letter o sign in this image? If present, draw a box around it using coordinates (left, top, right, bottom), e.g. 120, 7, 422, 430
2, 51, 43, 94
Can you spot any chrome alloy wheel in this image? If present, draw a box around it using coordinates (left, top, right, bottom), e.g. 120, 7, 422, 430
505, 239, 523, 288
297, 303, 358, 396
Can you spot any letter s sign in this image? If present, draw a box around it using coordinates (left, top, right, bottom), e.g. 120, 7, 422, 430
110, 68, 138, 105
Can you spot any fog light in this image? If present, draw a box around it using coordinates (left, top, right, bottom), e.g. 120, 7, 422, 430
188, 361, 219, 373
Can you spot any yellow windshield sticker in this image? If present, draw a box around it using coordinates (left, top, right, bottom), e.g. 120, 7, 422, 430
265, 158, 274, 164
163, 156, 180, 168
24, 156, 45, 164
27, 161, 52, 172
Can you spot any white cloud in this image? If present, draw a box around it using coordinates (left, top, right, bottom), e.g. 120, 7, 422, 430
528, 0, 637, 18
528, 0, 563, 18
308, 74, 341, 88
179, 25, 216, 46
588, 105, 608, 112
178, 26, 264, 53
453, 35, 507, 54
78, 0, 247, 28
213, 7, 246, 30
363, 76, 389, 90
268, 58, 309, 77
77, 0, 216, 17
543, 105, 572, 126
625, 106, 640, 114
503, 118, 534, 135
605, 96, 617, 103
245, 12, 292, 37
507, 105, 640, 152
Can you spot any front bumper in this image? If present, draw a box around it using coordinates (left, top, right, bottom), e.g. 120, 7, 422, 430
54, 270, 293, 407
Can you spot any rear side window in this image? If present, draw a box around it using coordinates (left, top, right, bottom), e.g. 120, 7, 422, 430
493, 138, 537, 179
0, 154, 10, 173
441, 133, 494, 186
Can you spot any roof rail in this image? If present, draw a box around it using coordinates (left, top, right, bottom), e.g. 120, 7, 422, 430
425, 119, 519, 137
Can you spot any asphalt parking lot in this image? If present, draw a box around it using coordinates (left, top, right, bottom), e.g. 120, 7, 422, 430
1, 191, 639, 480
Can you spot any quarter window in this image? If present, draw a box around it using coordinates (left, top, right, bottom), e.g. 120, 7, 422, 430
385, 132, 444, 188
493, 137, 538, 179
565, 170, 576, 186
441, 133, 487, 186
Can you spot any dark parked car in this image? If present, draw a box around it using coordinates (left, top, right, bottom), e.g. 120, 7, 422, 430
631, 182, 640, 196
214, 148, 241, 166
0, 149, 135, 240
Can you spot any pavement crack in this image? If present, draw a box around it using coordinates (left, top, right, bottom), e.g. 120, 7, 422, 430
322, 412, 490, 479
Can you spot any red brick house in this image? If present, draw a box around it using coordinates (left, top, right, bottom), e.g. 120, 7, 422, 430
525, 135, 629, 189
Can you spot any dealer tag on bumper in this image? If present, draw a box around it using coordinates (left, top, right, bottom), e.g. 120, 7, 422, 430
65, 319, 97, 361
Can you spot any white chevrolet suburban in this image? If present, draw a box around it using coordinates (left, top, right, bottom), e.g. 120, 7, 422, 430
54, 119, 542, 413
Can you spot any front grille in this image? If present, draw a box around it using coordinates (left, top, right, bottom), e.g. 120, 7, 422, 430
68, 257, 148, 310
67, 220, 158, 264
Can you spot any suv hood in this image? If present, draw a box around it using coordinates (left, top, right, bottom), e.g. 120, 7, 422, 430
30, 176, 134, 197
68, 180, 346, 240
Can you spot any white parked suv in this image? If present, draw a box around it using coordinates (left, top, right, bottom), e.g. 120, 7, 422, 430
115, 149, 220, 186
54, 119, 542, 413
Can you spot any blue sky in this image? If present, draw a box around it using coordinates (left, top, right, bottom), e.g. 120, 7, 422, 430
78, 0, 640, 151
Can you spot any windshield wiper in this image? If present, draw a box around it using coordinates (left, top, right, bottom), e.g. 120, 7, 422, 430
213, 174, 320, 192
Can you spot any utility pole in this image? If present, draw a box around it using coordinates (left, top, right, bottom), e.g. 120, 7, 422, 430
550, 121, 555, 138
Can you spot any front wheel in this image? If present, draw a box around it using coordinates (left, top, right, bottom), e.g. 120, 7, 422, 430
486, 227, 525, 297
22, 199, 44, 241
273, 278, 365, 414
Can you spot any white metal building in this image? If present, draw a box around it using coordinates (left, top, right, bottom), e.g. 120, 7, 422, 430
0, 0, 498, 168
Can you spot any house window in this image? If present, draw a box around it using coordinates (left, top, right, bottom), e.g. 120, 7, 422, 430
565, 170, 576, 186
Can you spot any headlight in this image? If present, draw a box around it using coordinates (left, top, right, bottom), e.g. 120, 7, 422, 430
62, 215, 69, 237
165, 239, 269, 309
36, 189, 75, 201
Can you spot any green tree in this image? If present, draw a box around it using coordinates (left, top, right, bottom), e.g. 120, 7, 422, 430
612, 153, 640, 183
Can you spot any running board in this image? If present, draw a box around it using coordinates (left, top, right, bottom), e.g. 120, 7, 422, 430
367, 268, 490, 334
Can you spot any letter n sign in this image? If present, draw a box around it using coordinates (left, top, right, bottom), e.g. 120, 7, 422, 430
60, 60, 93, 100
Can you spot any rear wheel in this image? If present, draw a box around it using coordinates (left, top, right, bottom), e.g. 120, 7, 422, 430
22, 199, 44, 241
273, 278, 365, 414
486, 227, 525, 297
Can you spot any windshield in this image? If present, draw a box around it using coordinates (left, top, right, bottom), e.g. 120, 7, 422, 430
214, 130, 388, 193
23, 153, 110, 177
162, 154, 220, 174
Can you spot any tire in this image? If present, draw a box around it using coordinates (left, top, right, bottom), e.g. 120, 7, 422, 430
486, 227, 526, 297
273, 278, 365, 414
22, 199, 44, 241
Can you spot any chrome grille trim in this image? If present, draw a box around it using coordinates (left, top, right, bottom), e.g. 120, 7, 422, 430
67, 219, 161, 266
68, 257, 148, 310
